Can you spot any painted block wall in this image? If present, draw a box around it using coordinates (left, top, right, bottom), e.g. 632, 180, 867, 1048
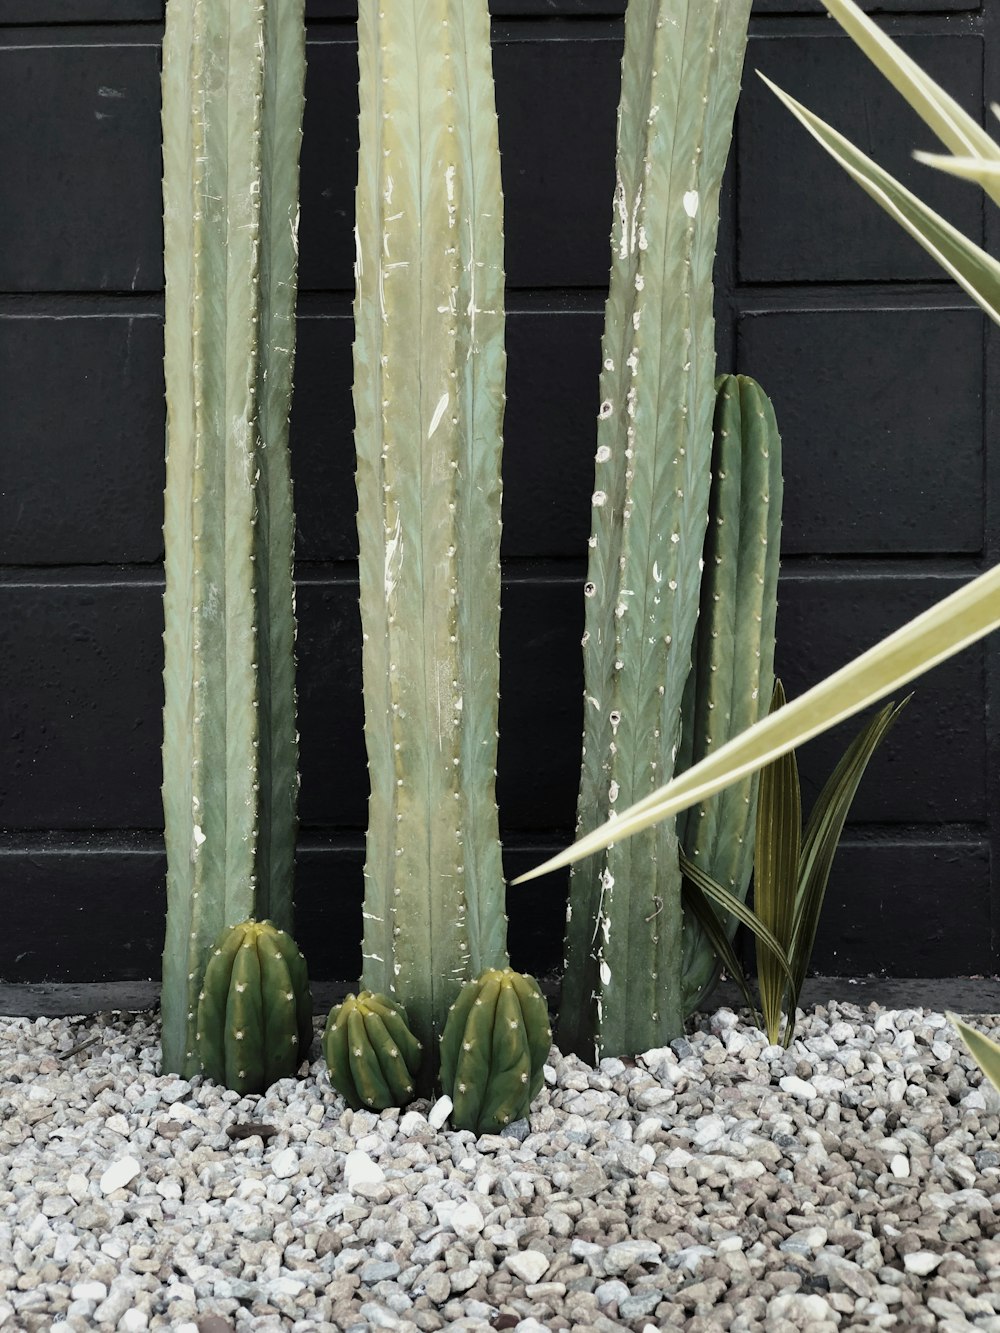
1, 0, 997, 986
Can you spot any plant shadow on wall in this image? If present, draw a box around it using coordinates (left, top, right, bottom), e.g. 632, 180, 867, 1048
157, 0, 1000, 1112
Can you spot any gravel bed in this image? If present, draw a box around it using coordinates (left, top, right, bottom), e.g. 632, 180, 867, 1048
2, 1002, 1000, 1332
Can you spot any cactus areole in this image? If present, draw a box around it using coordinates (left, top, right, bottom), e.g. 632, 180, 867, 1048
352, 0, 510, 1067
159, 0, 306, 1077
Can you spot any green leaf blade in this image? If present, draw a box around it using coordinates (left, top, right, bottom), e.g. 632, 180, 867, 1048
760, 74, 1000, 326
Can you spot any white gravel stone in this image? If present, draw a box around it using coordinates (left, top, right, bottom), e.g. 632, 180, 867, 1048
779, 1075, 817, 1099
890, 1153, 910, 1178
71, 1282, 108, 1302
269, 1146, 298, 1179
904, 1251, 945, 1276
399, 1110, 428, 1136
504, 1250, 550, 1284
344, 1148, 384, 1191
98, 1158, 140, 1195
427, 1095, 453, 1129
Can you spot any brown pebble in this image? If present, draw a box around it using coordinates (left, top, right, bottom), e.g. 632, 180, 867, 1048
225, 1122, 279, 1141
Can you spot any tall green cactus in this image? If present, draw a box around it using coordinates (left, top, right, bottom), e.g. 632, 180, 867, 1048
559, 0, 753, 1062
352, 0, 509, 1064
160, 0, 306, 1076
678, 375, 784, 1011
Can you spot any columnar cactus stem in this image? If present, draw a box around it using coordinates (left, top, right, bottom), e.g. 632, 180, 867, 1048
353, 0, 509, 1063
159, 0, 306, 1076
559, 0, 752, 1062
678, 375, 784, 1012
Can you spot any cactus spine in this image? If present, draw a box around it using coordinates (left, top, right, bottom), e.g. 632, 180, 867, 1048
197, 920, 312, 1096
559, 0, 753, 1062
439, 969, 552, 1135
352, 0, 509, 1066
678, 375, 784, 1011
323, 992, 423, 1112
160, 0, 306, 1075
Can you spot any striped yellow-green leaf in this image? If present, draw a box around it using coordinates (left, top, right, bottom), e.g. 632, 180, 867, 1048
948, 1013, 1000, 1098
513, 565, 1000, 883
753, 682, 800, 1046
913, 153, 1000, 190
819, 0, 1000, 205
759, 75, 1000, 327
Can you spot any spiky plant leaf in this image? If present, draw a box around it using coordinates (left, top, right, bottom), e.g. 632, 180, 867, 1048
949, 1013, 1000, 1097
759, 75, 1000, 326
513, 565, 1000, 883
787, 698, 908, 1030
753, 682, 801, 1046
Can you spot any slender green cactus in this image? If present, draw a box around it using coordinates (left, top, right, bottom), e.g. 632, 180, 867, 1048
352, 0, 509, 1068
439, 969, 552, 1134
160, 0, 306, 1076
678, 375, 784, 1011
196, 919, 313, 1095
559, 0, 753, 1062
323, 992, 423, 1111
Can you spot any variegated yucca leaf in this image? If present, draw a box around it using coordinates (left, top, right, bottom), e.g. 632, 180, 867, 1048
515, 568, 1000, 882
817, 0, 1000, 203
949, 1014, 1000, 1098
758, 76, 1000, 327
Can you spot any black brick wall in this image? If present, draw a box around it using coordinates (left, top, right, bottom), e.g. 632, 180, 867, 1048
1, 0, 997, 986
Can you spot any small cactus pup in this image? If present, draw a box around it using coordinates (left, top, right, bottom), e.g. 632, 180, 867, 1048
439, 969, 552, 1135
323, 992, 423, 1112
196, 919, 313, 1096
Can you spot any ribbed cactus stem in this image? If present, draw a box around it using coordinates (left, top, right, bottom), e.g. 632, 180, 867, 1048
678, 375, 784, 1012
560, 0, 752, 1062
159, 0, 305, 1076
353, 0, 508, 1064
